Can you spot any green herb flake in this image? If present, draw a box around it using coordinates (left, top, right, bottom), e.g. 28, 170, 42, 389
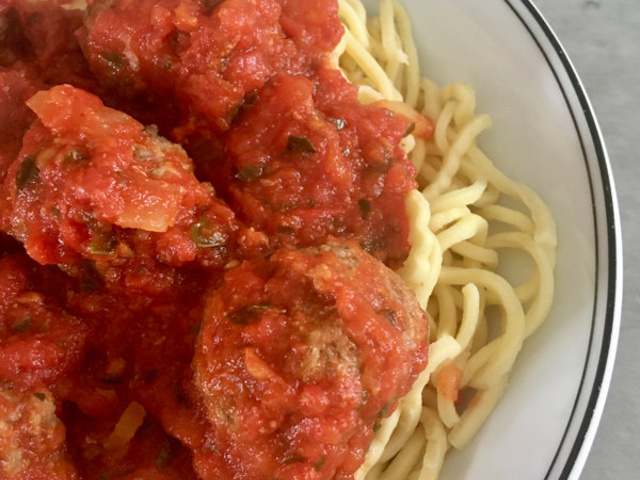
378, 401, 393, 419
382, 309, 399, 328
286, 135, 317, 154
155, 440, 173, 469
79, 262, 104, 294
358, 198, 371, 219
226, 303, 273, 325
11, 317, 32, 333
100, 51, 126, 70
235, 165, 264, 182
201, 0, 223, 16
15, 155, 39, 192
242, 91, 260, 110
282, 455, 305, 465
190, 218, 226, 248
89, 233, 118, 255
403, 122, 416, 138
277, 225, 296, 235
313, 455, 327, 472
50, 206, 61, 220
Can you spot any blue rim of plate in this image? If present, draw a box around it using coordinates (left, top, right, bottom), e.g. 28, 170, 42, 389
503, 1, 623, 479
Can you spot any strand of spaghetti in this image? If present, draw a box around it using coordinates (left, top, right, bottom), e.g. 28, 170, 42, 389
398, 191, 443, 308
429, 206, 470, 233
435, 361, 468, 429
343, 0, 369, 17
476, 204, 536, 235
450, 241, 498, 269
341, 28, 402, 100
487, 231, 555, 337
377, 429, 426, 480
424, 113, 492, 201
416, 160, 440, 187
356, 407, 402, 480
513, 271, 542, 305
469, 308, 489, 356
400, 133, 417, 157
380, 377, 429, 462
438, 266, 525, 389
380, 335, 460, 462
431, 101, 455, 155
359, 336, 461, 479
409, 138, 429, 172
432, 284, 457, 339
475, 180, 501, 208
456, 283, 481, 351
428, 177, 488, 214
436, 391, 461, 430
378, 3, 397, 57
440, 83, 477, 128
419, 77, 444, 120
379, 0, 408, 87
436, 214, 487, 253
338, 0, 371, 47
390, 0, 421, 108
448, 375, 509, 449
415, 408, 449, 480
363, 462, 385, 480
467, 149, 558, 265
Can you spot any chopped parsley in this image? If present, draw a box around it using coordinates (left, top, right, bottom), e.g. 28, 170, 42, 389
15, 155, 39, 192
286, 135, 317, 154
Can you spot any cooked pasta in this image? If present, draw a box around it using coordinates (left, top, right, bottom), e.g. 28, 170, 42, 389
336, 1, 558, 478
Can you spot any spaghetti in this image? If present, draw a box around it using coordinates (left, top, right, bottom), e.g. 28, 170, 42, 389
337, 0, 558, 478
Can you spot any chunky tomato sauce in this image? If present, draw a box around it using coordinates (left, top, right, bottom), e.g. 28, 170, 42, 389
0, 1, 432, 479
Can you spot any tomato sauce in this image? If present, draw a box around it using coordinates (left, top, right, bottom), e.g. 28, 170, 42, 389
0, 1, 431, 479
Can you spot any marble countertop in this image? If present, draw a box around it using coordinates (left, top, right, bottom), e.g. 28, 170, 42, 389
532, 0, 639, 478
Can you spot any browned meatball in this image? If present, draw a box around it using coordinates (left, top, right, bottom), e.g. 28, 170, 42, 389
191, 240, 429, 480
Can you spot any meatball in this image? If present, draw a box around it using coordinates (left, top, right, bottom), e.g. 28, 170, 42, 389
0, 84, 238, 273
78, 0, 302, 133
225, 70, 418, 269
0, 253, 88, 391
0, 388, 78, 480
192, 240, 428, 479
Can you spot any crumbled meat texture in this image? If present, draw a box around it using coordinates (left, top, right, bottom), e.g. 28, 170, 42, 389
0, 388, 78, 479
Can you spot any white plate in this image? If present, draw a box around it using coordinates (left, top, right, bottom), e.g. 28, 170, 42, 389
361, 0, 623, 478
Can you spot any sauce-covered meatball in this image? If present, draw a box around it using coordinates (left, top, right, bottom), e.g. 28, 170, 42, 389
192, 240, 428, 479
0, 388, 77, 480
78, 0, 311, 133
0, 85, 239, 273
